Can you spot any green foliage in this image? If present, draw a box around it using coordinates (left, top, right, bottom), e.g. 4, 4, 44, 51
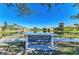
2, 21, 8, 31
33, 27, 38, 33
42, 27, 47, 33
47, 28, 50, 32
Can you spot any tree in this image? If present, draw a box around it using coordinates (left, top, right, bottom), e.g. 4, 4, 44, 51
6, 3, 65, 17
4, 21, 8, 27
70, 3, 79, 20
2, 21, 8, 31
72, 3, 79, 8
74, 24, 79, 26
33, 27, 37, 33
59, 22, 64, 34
70, 13, 79, 20
47, 28, 50, 33
42, 27, 47, 33
13, 23, 18, 26
7, 3, 79, 20
6, 3, 32, 16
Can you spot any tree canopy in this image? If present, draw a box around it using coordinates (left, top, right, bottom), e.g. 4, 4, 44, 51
5, 3, 79, 20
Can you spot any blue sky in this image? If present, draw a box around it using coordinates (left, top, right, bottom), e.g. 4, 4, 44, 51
0, 3, 79, 28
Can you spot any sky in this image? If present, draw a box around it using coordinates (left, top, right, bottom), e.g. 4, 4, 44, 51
0, 3, 79, 28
